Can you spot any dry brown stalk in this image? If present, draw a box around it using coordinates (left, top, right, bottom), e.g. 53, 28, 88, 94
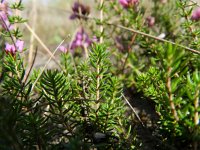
166, 67, 179, 121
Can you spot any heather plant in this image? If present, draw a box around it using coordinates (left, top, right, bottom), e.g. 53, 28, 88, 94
1, 0, 200, 149
0, 1, 139, 149
96, 0, 200, 149
134, 1, 200, 149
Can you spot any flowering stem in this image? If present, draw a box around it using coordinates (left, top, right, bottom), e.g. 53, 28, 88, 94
179, 1, 198, 42
0, 15, 17, 50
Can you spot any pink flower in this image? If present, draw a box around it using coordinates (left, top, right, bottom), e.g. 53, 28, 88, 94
191, 7, 200, 21
5, 43, 15, 54
119, 0, 138, 8
5, 40, 24, 55
0, 1, 12, 30
15, 40, 24, 52
119, 0, 129, 8
59, 45, 68, 53
146, 16, 155, 27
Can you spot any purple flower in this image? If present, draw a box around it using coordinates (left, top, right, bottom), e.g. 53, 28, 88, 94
146, 16, 155, 27
70, 2, 90, 20
5, 40, 24, 55
119, 0, 138, 8
5, 43, 15, 55
191, 7, 200, 21
70, 28, 93, 50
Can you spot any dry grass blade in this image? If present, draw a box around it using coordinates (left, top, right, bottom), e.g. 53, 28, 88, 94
31, 35, 69, 92
24, 22, 62, 67
122, 94, 145, 127
23, 47, 38, 84
107, 23, 200, 55
28, 0, 37, 67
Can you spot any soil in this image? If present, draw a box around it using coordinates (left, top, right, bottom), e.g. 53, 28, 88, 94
125, 88, 179, 150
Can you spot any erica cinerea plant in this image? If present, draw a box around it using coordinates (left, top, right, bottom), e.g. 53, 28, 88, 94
135, 1, 200, 149
1, 0, 200, 149
0, 0, 139, 149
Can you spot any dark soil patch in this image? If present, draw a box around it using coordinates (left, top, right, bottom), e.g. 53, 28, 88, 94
124, 88, 179, 150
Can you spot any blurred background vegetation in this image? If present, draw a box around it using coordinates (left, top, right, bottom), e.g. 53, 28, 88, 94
7, 0, 95, 68
7, 0, 200, 68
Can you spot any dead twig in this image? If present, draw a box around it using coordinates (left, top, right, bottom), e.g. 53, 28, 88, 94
122, 94, 145, 127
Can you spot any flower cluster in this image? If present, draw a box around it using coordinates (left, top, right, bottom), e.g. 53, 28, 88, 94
0, 1, 12, 30
70, 28, 93, 50
119, 0, 138, 8
146, 16, 155, 27
59, 28, 97, 53
191, 7, 200, 21
70, 2, 90, 20
5, 40, 24, 55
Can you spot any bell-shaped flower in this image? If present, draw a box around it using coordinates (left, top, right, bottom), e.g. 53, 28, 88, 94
70, 28, 93, 50
119, 0, 138, 8
5, 40, 24, 55
191, 7, 200, 21
70, 2, 90, 20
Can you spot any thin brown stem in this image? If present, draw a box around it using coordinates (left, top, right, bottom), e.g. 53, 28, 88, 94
100, 0, 104, 43
24, 22, 62, 68
193, 84, 199, 150
28, 0, 37, 67
96, 61, 100, 108
194, 86, 199, 125
166, 67, 179, 121
55, 10, 199, 55
122, 33, 137, 72
0, 15, 17, 49
122, 94, 145, 127
23, 47, 38, 84
107, 23, 200, 55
